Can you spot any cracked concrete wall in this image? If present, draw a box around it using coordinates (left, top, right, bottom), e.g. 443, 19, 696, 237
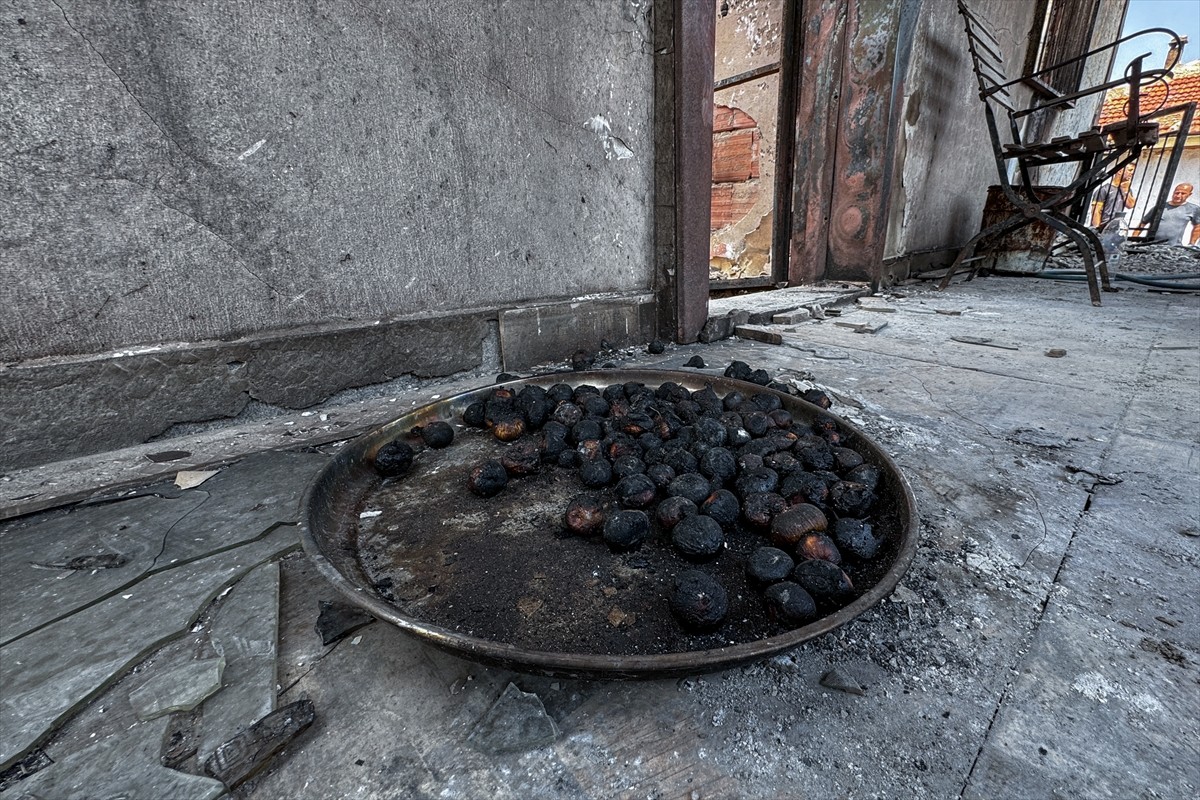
1, 0, 658, 468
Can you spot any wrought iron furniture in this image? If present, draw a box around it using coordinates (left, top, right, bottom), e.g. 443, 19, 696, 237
940, 1, 1182, 304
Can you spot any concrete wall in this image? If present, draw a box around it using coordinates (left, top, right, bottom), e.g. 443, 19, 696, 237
1, 0, 659, 469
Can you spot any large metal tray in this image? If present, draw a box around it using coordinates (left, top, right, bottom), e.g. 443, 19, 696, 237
302, 370, 918, 679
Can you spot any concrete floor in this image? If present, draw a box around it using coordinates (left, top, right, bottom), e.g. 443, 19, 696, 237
1, 271, 1197, 799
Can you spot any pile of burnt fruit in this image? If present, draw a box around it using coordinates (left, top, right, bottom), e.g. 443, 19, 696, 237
457, 378, 887, 634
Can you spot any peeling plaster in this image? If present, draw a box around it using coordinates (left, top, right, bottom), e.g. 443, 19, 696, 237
583, 115, 635, 160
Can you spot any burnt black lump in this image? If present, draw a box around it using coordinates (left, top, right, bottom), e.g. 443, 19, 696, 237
463, 401, 487, 428
699, 446, 737, 483
830, 480, 875, 517
746, 546, 794, 586
667, 472, 712, 505
655, 495, 698, 530
467, 460, 508, 497
578, 457, 614, 487
564, 494, 607, 536
832, 518, 881, 560
374, 440, 415, 478
684, 355, 706, 368
742, 492, 787, 529
500, 440, 541, 476
669, 570, 729, 632
801, 389, 832, 409
724, 360, 753, 381
700, 488, 740, 528
414, 421, 455, 449
614, 473, 657, 508
792, 559, 855, 601
734, 467, 780, 498
647, 339, 667, 354
763, 581, 817, 624
603, 509, 650, 552
671, 514, 725, 561
646, 462, 676, 488
612, 455, 647, 479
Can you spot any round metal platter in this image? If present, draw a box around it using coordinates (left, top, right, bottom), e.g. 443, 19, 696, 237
302, 369, 918, 679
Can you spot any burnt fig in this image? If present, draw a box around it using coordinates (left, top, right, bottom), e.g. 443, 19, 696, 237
462, 401, 487, 428
500, 440, 541, 476
580, 393, 610, 418
831, 447, 865, 473
612, 455, 647, 479
552, 402, 584, 428
374, 440, 415, 478
791, 559, 855, 600
801, 389, 832, 409
669, 570, 729, 632
770, 503, 829, 549
667, 473, 712, 505
746, 546, 795, 586
410, 422, 451, 448
672, 514, 725, 561
794, 531, 842, 564
467, 460, 508, 497
741, 411, 772, 438
547, 383, 574, 405
735, 467, 780, 499
763, 581, 817, 624
724, 361, 753, 381
646, 462, 676, 488
830, 480, 875, 517
846, 463, 881, 492
699, 447, 737, 484
832, 518, 881, 560
655, 495, 698, 530
603, 509, 650, 552
700, 488, 740, 528
578, 457, 613, 487
742, 492, 787, 528
490, 413, 526, 442
571, 419, 604, 443
564, 494, 606, 536
614, 473, 657, 508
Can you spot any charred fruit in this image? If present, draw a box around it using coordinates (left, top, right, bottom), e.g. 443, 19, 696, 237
374, 440, 415, 478
602, 510, 650, 552
763, 581, 817, 624
746, 546, 795, 587
669, 570, 729, 632
467, 460, 508, 498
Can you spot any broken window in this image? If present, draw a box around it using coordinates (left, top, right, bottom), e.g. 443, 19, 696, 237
1024, 0, 1102, 96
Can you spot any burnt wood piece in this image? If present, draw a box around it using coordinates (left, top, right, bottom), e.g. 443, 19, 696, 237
203, 699, 316, 789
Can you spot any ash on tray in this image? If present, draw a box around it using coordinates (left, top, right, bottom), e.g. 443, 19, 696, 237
349, 370, 905, 657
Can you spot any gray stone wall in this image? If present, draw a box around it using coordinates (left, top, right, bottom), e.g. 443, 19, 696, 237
1, 0, 659, 468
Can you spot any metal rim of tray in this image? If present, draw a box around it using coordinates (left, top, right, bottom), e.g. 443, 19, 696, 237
302, 369, 919, 679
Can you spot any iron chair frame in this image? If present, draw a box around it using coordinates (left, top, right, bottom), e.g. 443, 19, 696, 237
940, 0, 1181, 305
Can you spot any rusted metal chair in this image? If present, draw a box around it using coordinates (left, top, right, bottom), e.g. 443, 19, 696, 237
940, 1, 1181, 305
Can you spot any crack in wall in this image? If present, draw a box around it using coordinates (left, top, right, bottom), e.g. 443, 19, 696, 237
48, 0, 209, 173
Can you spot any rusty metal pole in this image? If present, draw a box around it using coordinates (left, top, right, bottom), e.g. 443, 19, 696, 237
673, 0, 715, 343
